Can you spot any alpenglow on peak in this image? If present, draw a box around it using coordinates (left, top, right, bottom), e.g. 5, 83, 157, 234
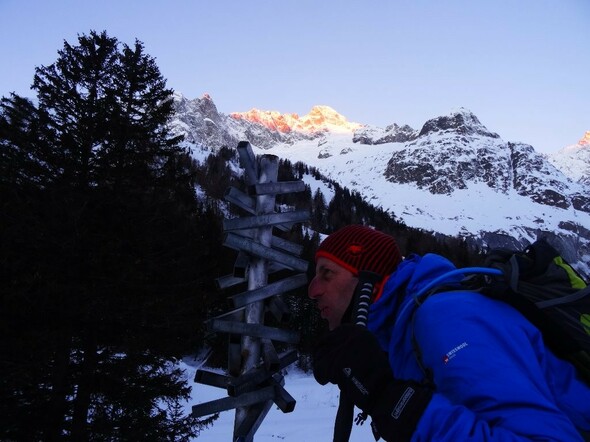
230, 105, 363, 134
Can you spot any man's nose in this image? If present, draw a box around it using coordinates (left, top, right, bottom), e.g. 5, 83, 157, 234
308, 276, 321, 299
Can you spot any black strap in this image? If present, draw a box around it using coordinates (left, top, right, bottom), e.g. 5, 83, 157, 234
333, 393, 355, 442
332, 271, 382, 442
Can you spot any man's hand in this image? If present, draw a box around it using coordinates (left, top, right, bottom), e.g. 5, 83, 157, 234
313, 325, 433, 442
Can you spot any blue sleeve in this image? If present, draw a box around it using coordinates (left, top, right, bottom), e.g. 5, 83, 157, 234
410, 292, 588, 441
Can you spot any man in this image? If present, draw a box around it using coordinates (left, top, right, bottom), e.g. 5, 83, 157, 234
309, 225, 590, 441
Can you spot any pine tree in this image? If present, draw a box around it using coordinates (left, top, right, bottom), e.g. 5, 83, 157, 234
0, 94, 57, 186
0, 31, 207, 441
32, 30, 120, 188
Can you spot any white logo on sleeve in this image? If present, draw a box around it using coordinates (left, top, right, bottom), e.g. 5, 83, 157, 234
443, 341, 469, 364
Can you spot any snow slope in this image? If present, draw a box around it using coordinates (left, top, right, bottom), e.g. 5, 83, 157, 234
181, 361, 372, 441
258, 132, 590, 272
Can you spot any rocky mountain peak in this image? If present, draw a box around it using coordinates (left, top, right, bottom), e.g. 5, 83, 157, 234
547, 131, 590, 185
170, 93, 238, 149
418, 107, 500, 139
229, 109, 300, 133
353, 122, 418, 145
230, 105, 362, 134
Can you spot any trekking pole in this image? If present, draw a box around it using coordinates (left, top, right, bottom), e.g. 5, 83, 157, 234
333, 270, 382, 442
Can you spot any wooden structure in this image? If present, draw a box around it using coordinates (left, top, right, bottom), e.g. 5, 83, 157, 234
192, 141, 310, 441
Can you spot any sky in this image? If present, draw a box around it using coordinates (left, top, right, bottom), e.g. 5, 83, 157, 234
1, 0, 588, 153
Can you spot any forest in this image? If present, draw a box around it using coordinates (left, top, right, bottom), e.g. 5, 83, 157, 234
0, 31, 481, 441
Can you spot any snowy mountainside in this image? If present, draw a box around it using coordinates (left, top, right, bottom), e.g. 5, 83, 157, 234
265, 131, 590, 275
547, 131, 590, 186
352, 122, 418, 145
170, 94, 590, 277
381, 110, 589, 213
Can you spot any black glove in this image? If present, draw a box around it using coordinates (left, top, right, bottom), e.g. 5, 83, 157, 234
313, 325, 433, 442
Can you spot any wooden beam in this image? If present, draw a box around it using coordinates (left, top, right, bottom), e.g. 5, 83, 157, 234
215, 274, 246, 290
266, 296, 292, 323
212, 306, 245, 322
207, 319, 300, 344
233, 400, 273, 442
234, 229, 304, 256
227, 366, 272, 397
225, 186, 256, 215
223, 189, 294, 232
248, 180, 306, 196
194, 370, 231, 389
271, 374, 296, 413
223, 210, 310, 231
276, 348, 298, 369
223, 233, 308, 272
235, 153, 278, 436
233, 251, 250, 279
230, 273, 307, 308
261, 339, 280, 372
236, 141, 258, 185
191, 385, 275, 417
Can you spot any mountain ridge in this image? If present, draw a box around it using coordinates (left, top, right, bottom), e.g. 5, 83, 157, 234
170, 92, 590, 276
230, 105, 363, 134
547, 131, 590, 186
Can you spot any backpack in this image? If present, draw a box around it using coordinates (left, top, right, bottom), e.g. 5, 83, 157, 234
412, 238, 590, 386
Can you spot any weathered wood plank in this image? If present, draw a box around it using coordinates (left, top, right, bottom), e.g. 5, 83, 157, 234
223, 233, 308, 272
272, 375, 296, 413
233, 400, 273, 442
225, 186, 256, 214
266, 296, 291, 323
223, 210, 310, 231
230, 273, 307, 308
191, 386, 275, 417
233, 251, 250, 279
236, 141, 258, 185
248, 181, 306, 196
261, 339, 280, 372
207, 319, 300, 344
194, 370, 231, 389
233, 229, 304, 256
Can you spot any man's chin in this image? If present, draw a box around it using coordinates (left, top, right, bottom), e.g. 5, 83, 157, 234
327, 317, 342, 330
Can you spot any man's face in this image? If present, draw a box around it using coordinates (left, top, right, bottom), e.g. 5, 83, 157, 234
308, 257, 358, 330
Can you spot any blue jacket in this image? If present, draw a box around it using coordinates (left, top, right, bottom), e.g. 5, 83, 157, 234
367, 253, 590, 441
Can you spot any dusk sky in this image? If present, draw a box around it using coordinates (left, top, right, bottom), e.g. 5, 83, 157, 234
1, 0, 588, 153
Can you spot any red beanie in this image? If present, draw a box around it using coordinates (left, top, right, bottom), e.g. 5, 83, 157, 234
315, 225, 402, 278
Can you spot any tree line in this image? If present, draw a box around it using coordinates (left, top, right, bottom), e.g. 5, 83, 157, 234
0, 30, 482, 440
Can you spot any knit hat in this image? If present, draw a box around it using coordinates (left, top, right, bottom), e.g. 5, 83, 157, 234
316, 225, 402, 278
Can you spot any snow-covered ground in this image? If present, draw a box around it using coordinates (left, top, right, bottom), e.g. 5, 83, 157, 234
181, 360, 373, 441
